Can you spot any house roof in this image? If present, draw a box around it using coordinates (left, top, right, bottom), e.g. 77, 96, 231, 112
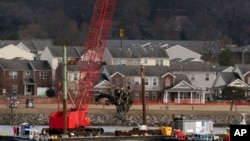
235, 64, 250, 75
107, 46, 168, 58
48, 46, 84, 58
0, 59, 51, 71
106, 40, 220, 55
174, 74, 191, 85
220, 72, 241, 84
29, 60, 51, 70
0, 39, 53, 52
104, 65, 171, 76
170, 60, 218, 72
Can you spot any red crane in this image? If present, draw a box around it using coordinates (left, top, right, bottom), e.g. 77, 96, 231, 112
48, 0, 116, 134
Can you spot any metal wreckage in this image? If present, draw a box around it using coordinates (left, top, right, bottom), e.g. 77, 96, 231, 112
95, 86, 133, 122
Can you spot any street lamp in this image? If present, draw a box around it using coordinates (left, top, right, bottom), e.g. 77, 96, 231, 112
242, 48, 248, 64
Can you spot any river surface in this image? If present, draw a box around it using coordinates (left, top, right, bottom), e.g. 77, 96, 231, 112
0, 125, 227, 135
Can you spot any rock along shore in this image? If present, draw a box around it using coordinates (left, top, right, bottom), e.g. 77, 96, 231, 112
0, 113, 247, 127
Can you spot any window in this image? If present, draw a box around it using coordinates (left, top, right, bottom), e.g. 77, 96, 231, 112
126, 78, 131, 86
145, 92, 149, 100
74, 73, 78, 80
191, 73, 195, 81
120, 59, 126, 65
145, 78, 149, 85
205, 74, 209, 81
180, 92, 188, 99
134, 92, 139, 100
156, 60, 159, 66
133, 59, 138, 65
153, 78, 157, 86
152, 92, 157, 100
248, 77, 250, 84
26, 71, 30, 75
9, 71, 18, 79
40, 72, 48, 79
165, 78, 171, 86
160, 60, 163, 66
58, 58, 62, 65
205, 87, 210, 91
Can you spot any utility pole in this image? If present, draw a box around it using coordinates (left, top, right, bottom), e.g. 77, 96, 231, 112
141, 64, 146, 126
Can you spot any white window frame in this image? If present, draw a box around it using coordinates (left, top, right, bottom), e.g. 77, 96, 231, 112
205, 74, 209, 81
145, 78, 149, 85
160, 59, 163, 66
153, 78, 157, 86
73, 73, 78, 80
40, 72, 48, 79
9, 71, 18, 79
156, 60, 159, 66
191, 73, 195, 81
152, 92, 157, 100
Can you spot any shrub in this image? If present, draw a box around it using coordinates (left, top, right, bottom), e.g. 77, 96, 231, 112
46, 88, 56, 97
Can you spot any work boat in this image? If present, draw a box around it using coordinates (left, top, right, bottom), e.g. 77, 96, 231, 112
14, 123, 40, 141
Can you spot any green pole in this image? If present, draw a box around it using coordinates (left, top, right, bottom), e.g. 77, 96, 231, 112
63, 46, 67, 135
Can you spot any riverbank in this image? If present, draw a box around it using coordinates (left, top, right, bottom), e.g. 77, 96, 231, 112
0, 103, 249, 127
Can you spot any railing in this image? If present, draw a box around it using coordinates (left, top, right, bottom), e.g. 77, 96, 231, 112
174, 98, 205, 104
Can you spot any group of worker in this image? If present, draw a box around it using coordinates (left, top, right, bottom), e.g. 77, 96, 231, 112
13, 126, 20, 136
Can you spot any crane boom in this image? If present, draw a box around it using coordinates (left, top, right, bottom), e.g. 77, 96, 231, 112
77, 0, 116, 111
49, 0, 116, 130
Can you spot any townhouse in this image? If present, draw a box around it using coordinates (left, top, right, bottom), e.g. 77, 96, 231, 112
170, 59, 218, 101
211, 64, 250, 100
0, 39, 250, 104
40, 46, 83, 82
0, 59, 52, 96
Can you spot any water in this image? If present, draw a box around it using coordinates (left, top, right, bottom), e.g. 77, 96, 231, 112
0, 125, 227, 135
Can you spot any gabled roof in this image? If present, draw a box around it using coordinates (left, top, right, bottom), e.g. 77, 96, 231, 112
174, 74, 191, 85
234, 64, 250, 75
94, 80, 115, 89
29, 60, 51, 70
0, 44, 35, 60
170, 61, 218, 72
47, 46, 84, 58
0, 39, 53, 52
107, 46, 168, 58
0, 59, 51, 71
166, 44, 201, 59
220, 72, 241, 85
171, 80, 196, 91
104, 65, 171, 76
